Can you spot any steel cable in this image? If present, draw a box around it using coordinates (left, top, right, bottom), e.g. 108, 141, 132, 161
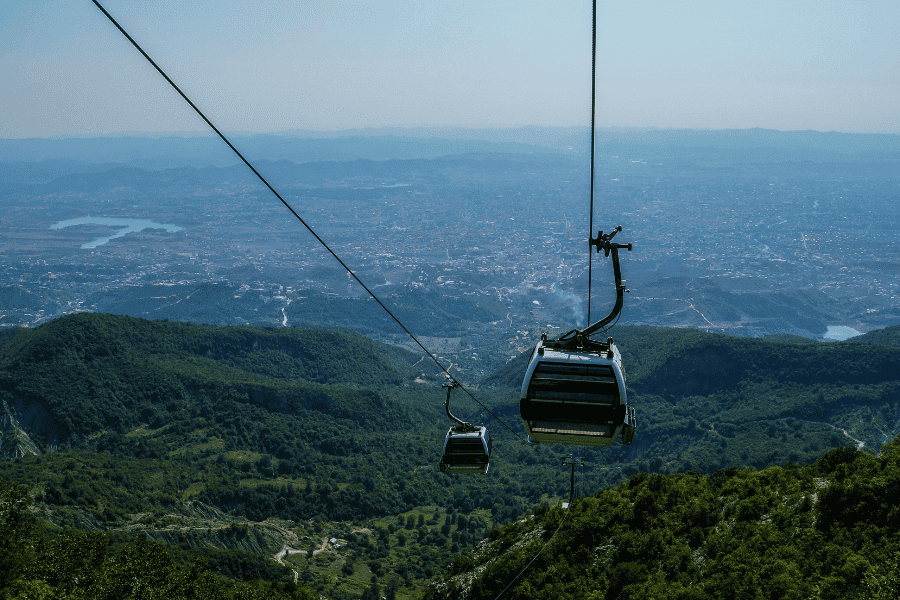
586, 0, 598, 325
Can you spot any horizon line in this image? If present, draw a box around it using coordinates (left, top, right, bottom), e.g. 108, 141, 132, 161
3, 124, 899, 142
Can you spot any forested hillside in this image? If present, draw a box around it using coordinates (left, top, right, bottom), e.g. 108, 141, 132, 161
1, 314, 898, 598
0, 314, 565, 598
485, 325, 900, 473
425, 443, 900, 600
0, 312, 420, 440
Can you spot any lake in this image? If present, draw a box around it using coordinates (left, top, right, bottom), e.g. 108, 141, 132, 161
823, 325, 862, 341
50, 217, 183, 249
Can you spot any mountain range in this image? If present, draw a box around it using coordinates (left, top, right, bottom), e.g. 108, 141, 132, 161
3, 127, 897, 171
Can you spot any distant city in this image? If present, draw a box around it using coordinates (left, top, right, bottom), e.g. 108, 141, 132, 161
2, 128, 898, 379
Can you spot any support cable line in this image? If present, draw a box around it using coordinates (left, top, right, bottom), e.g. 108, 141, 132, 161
586, 0, 597, 325
494, 452, 584, 599
91, 0, 527, 444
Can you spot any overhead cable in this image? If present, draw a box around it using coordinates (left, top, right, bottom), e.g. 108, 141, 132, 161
91, 0, 528, 444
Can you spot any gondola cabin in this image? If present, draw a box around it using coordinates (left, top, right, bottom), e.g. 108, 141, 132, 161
439, 426, 492, 474
520, 337, 635, 446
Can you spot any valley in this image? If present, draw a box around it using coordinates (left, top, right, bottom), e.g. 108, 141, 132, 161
1, 313, 899, 597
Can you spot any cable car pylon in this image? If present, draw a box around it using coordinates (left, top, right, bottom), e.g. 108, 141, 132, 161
561, 455, 584, 507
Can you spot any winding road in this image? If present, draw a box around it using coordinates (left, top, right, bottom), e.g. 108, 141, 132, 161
274, 538, 329, 583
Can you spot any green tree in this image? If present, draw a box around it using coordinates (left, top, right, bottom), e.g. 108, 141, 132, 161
0, 479, 35, 592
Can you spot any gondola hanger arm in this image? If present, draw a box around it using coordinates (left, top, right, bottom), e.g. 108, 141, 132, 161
578, 225, 632, 341
443, 377, 475, 430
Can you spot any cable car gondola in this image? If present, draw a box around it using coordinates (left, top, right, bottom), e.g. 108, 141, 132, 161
439, 425, 492, 474
521, 335, 634, 446
439, 380, 492, 474
520, 226, 636, 447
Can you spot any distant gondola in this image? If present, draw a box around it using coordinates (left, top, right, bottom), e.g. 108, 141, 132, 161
520, 226, 636, 447
439, 425, 492, 474
439, 379, 492, 474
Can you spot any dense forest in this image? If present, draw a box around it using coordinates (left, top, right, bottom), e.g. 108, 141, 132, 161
1, 314, 899, 598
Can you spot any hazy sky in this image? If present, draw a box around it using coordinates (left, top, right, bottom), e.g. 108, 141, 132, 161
1, 0, 897, 138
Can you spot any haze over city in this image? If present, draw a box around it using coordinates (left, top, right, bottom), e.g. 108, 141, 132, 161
2, 1, 900, 366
